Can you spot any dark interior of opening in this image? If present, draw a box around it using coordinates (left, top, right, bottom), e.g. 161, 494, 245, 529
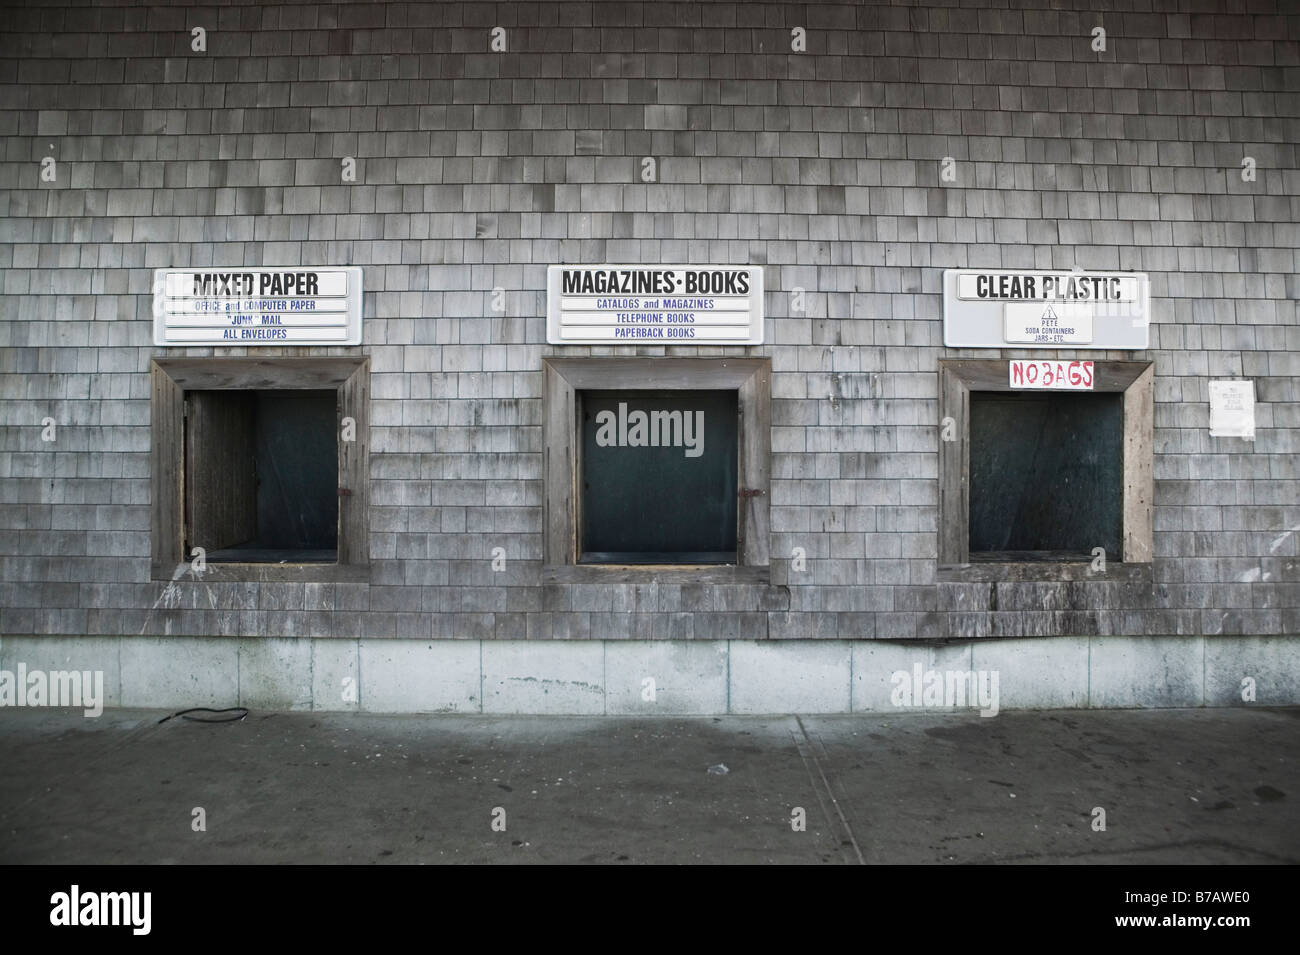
185, 389, 338, 562
579, 389, 738, 564
968, 390, 1123, 561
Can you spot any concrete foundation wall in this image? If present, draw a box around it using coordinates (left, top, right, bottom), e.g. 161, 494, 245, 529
2, 634, 1295, 714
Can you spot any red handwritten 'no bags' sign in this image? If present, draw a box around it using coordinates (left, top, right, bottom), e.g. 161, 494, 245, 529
1009, 359, 1094, 390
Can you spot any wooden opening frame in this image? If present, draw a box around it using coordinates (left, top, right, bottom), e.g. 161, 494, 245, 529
938, 359, 1154, 568
150, 357, 370, 582
542, 357, 771, 577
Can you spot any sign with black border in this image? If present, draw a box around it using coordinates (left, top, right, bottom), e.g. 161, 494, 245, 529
547, 265, 764, 345
153, 267, 363, 346
943, 268, 1149, 349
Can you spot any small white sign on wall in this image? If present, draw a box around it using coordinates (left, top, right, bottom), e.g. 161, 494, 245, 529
1209, 380, 1256, 440
1004, 302, 1094, 345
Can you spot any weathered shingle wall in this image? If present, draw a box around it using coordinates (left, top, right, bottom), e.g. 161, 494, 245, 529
0, 0, 1297, 642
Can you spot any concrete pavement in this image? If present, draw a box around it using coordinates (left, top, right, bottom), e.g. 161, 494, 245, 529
0, 706, 1296, 864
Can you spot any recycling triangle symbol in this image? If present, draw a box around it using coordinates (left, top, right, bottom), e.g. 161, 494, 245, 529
1041, 304, 1058, 322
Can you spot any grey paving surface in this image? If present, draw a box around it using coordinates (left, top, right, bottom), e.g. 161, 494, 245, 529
0, 706, 1296, 864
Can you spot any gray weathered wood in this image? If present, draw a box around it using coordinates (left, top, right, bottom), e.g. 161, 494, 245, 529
150, 361, 185, 578
938, 359, 1154, 568
543, 357, 768, 390
153, 358, 362, 390
151, 357, 370, 580
1123, 362, 1155, 563
338, 359, 370, 566
542, 357, 771, 569
737, 360, 771, 567
181, 563, 370, 583
186, 390, 256, 551
543, 564, 771, 586
543, 359, 577, 565
937, 361, 971, 564
938, 561, 1154, 583
939, 359, 1148, 394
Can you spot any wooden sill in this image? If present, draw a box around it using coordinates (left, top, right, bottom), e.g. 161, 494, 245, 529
937, 561, 1153, 583
543, 564, 770, 586
151, 562, 369, 583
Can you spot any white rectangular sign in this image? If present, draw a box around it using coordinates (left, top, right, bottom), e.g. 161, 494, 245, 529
943, 269, 1149, 349
153, 267, 363, 346
1209, 380, 1256, 439
547, 265, 763, 345
1009, 359, 1094, 390
1004, 302, 1094, 345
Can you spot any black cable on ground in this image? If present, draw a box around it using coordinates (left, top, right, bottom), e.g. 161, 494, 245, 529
157, 707, 249, 724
